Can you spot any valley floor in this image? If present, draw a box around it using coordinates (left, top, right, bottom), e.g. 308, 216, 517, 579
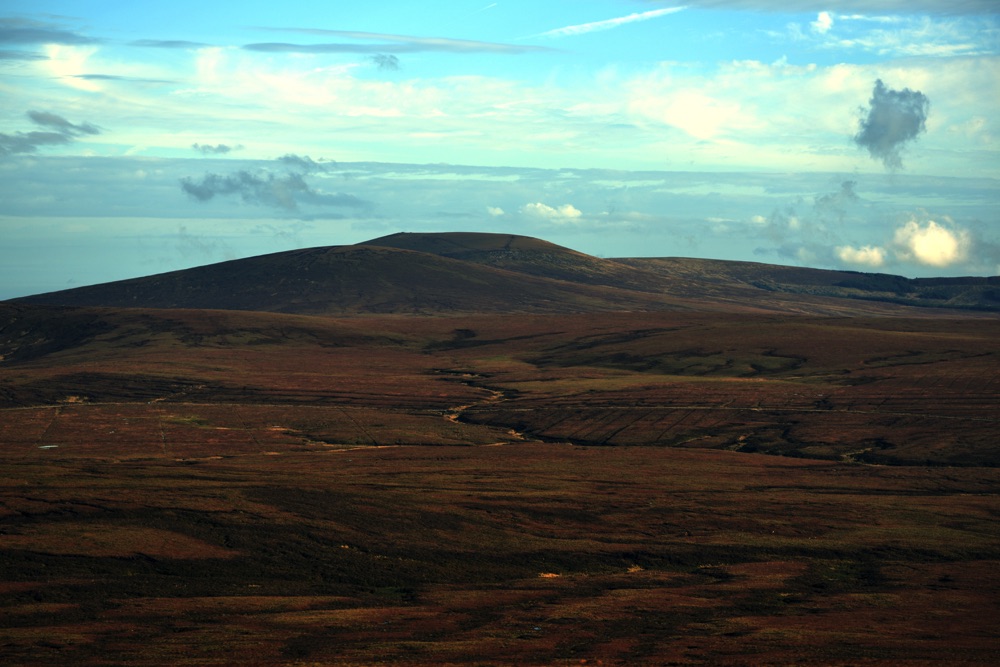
2, 308, 999, 664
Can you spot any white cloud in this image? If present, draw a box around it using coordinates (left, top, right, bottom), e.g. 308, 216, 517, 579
678, 1, 997, 14
487, 206, 505, 216
9, 24, 1000, 177
836, 244, 887, 267
538, 7, 687, 39
811, 14, 993, 58
892, 218, 968, 267
521, 202, 583, 221
811, 11, 834, 34
44, 44, 101, 91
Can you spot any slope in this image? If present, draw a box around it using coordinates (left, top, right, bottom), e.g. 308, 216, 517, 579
12, 244, 687, 315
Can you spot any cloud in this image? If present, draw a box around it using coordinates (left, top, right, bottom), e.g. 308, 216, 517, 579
0, 50, 48, 61
811, 11, 834, 33
836, 244, 887, 267
193, 143, 243, 155
893, 218, 967, 267
370, 53, 400, 71
537, 7, 687, 38
854, 79, 930, 170
0, 18, 99, 46
0, 110, 101, 156
244, 30, 549, 55
834, 217, 972, 270
180, 170, 368, 211
277, 154, 328, 172
660, 1, 998, 13
129, 39, 213, 49
521, 202, 583, 221
487, 206, 505, 217
27, 110, 100, 135
72, 73, 175, 84
814, 180, 860, 221
810, 15, 991, 59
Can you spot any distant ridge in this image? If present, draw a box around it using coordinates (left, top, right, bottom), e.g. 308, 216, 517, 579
11, 232, 999, 315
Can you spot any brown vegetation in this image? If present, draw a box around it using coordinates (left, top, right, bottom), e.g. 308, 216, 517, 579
1, 233, 999, 664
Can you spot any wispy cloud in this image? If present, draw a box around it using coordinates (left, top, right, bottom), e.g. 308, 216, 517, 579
663, 0, 998, 13
180, 158, 367, 211
0, 110, 101, 157
193, 143, 243, 155
0, 18, 98, 46
815, 14, 994, 58
129, 39, 213, 49
0, 49, 48, 61
71, 73, 175, 84
537, 7, 688, 38
180, 170, 369, 210
246, 29, 550, 54
277, 154, 328, 173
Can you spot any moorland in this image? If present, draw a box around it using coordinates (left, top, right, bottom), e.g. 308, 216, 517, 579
1, 232, 998, 665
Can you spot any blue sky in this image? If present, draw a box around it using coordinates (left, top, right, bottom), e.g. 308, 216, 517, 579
1, 1, 998, 298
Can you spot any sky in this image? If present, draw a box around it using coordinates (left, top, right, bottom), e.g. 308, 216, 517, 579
1, 0, 998, 299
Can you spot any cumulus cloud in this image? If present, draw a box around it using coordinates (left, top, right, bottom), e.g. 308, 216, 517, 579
192, 143, 243, 155
893, 218, 967, 267
487, 206, 505, 217
835, 217, 972, 270
180, 170, 368, 211
836, 244, 887, 267
521, 202, 583, 221
854, 79, 930, 170
811, 11, 834, 34
0, 110, 101, 156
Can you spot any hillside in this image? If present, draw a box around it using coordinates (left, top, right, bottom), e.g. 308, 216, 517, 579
10, 232, 999, 315
619, 256, 1000, 312
361, 231, 669, 292
12, 243, 687, 315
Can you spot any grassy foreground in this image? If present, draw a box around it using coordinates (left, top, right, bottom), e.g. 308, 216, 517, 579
2, 444, 999, 665
1, 307, 999, 664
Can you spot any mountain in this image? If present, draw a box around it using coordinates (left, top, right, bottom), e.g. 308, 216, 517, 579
11, 232, 999, 315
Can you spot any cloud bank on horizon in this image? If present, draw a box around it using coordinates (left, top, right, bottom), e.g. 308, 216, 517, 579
0, 0, 997, 297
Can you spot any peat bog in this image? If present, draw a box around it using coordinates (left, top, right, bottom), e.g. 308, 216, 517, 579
2, 234, 999, 665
